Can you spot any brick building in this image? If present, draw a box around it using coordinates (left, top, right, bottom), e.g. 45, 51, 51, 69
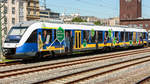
120, 0, 150, 31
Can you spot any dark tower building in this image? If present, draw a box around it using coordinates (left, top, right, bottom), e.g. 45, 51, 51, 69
120, 0, 150, 31
120, 0, 142, 20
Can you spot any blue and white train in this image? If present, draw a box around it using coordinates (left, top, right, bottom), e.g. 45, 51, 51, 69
2, 21, 148, 59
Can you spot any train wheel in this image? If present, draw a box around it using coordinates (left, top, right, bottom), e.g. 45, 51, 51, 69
144, 43, 148, 48
51, 51, 55, 57
34, 52, 43, 59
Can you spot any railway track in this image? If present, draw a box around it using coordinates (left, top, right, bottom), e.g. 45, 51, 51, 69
0, 48, 149, 76
38, 53, 150, 84
0, 48, 150, 83
136, 76, 150, 84
0, 48, 148, 68
0, 60, 22, 67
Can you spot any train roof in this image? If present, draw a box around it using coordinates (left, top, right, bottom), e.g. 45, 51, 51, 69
14, 21, 147, 32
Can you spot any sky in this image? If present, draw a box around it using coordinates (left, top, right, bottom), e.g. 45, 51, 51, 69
42, 0, 150, 18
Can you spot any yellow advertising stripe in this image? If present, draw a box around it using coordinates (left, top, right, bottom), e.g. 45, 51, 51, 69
41, 41, 148, 52
144, 41, 147, 43
82, 42, 132, 48
41, 46, 64, 51
48, 46, 64, 51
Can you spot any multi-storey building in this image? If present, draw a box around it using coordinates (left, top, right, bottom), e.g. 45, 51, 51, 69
109, 17, 120, 26
120, 0, 150, 31
80, 16, 99, 22
0, 0, 40, 31
120, 0, 141, 20
39, 6, 60, 21
0, 0, 27, 31
26, 0, 40, 20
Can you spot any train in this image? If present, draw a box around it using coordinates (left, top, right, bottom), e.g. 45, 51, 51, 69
2, 21, 148, 59
148, 30, 150, 45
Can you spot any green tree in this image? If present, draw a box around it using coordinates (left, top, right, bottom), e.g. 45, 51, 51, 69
94, 21, 102, 25
72, 17, 87, 22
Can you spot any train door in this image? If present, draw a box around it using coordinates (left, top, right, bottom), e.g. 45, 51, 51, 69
148, 31, 150, 42
74, 31, 81, 49
133, 32, 136, 44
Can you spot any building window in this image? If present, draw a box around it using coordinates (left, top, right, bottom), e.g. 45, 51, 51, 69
4, 17, 7, 24
139, 24, 143, 28
12, 7, 15, 14
133, 24, 137, 27
4, 6, 7, 14
34, 2, 36, 7
28, 9, 30, 15
34, 10, 36, 15
145, 24, 149, 28
12, 0, 15, 4
28, 2, 30, 6
1, 0, 7, 3
40, 11, 49, 15
12, 18, 15, 24
128, 24, 132, 27
40, 16, 48, 18
19, 16, 24, 22
19, 1, 24, 8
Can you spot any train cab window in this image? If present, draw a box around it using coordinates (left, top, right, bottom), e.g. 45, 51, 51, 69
26, 30, 37, 43
98, 31, 103, 43
120, 32, 125, 42
129, 32, 133, 40
125, 32, 129, 41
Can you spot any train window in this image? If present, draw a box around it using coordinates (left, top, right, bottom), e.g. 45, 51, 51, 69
46, 29, 52, 43
104, 31, 109, 42
83, 31, 90, 43
120, 32, 125, 42
65, 31, 71, 37
148, 33, 150, 39
98, 31, 103, 43
65, 31, 71, 40
143, 32, 146, 39
125, 32, 129, 41
83, 30, 87, 41
115, 32, 119, 41
53, 29, 56, 41
129, 32, 133, 40
41, 29, 52, 43
91, 31, 96, 43
26, 30, 37, 43
137, 32, 141, 40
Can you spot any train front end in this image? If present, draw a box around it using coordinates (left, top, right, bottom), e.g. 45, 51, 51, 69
3, 26, 27, 59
